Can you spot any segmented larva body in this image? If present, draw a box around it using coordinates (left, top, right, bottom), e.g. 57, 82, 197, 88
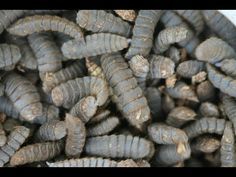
10, 140, 64, 166
51, 76, 109, 109
3, 72, 43, 122
196, 80, 216, 102
220, 121, 236, 167
0, 44, 21, 71
125, 10, 163, 59
85, 134, 155, 159
114, 10, 136, 22
216, 59, 236, 78
0, 123, 6, 147
3, 119, 21, 133
42, 60, 85, 93
88, 109, 111, 124
183, 117, 226, 139
149, 55, 175, 79
176, 60, 205, 78
199, 102, 220, 118
76, 10, 131, 37
7, 15, 84, 41
101, 53, 151, 131
207, 63, 236, 98
195, 37, 236, 64
0, 126, 30, 167
62, 33, 128, 59
86, 58, 105, 79
65, 114, 86, 158
69, 96, 98, 124
0, 96, 20, 120
87, 116, 120, 137
166, 106, 197, 128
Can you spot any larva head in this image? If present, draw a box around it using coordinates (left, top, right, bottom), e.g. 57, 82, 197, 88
51, 86, 64, 107
21, 102, 43, 123
61, 39, 80, 59
129, 55, 150, 77
176, 142, 191, 159
76, 10, 91, 28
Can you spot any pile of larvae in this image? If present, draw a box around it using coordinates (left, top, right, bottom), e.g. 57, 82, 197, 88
0, 10, 235, 167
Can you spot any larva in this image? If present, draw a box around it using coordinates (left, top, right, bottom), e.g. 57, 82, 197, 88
76, 10, 131, 37
61, 33, 129, 59
196, 80, 216, 102
216, 59, 236, 78
191, 71, 207, 84
3, 119, 21, 133
176, 60, 205, 78
166, 106, 197, 128
195, 37, 236, 64
23, 71, 40, 85
183, 117, 226, 139
101, 53, 151, 131
7, 15, 84, 41
0, 96, 20, 120
114, 10, 136, 22
88, 109, 111, 124
0, 126, 30, 167
85, 134, 155, 159
199, 102, 220, 118
220, 121, 235, 167
0, 44, 21, 71
87, 116, 120, 137
0, 123, 6, 147
65, 114, 86, 158
51, 76, 109, 109
125, 10, 163, 59
10, 140, 64, 166
86, 58, 105, 79
3, 72, 43, 122
162, 94, 175, 114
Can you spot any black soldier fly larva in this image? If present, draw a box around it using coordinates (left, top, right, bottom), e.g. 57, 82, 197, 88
215, 58, 236, 78
199, 102, 220, 118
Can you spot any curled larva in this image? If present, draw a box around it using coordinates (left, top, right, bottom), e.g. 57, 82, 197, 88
0, 123, 6, 147
7, 15, 84, 41
85, 134, 155, 159
199, 102, 220, 118
62, 33, 129, 59
195, 37, 236, 64
114, 10, 136, 22
125, 10, 163, 59
76, 10, 131, 37
196, 80, 216, 102
88, 109, 111, 124
166, 106, 197, 128
215, 59, 236, 78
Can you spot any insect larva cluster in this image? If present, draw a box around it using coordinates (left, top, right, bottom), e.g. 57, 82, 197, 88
0, 10, 236, 167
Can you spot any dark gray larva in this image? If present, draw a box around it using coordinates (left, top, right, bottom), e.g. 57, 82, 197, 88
166, 106, 197, 128
0, 126, 30, 167
125, 10, 163, 59
88, 109, 111, 124
65, 114, 86, 158
176, 60, 205, 78
10, 140, 64, 166
162, 94, 175, 114
195, 37, 236, 64
85, 134, 155, 159
216, 59, 236, 78
87, 116, 120, 137
0, 44, 21, 71
220, 121, 236, 167
199, 102, 220, 118
51, 76, 109, 109
183, 117, 226, 139
76, 10, 131, 37
166, 46, 182, 64
61, 33, 129, 59
207, 63, 236, 98
101, 53, 151, 131
196, 80, 216, 102
3, 72, 43, 122
0, 123, 6, 147
69, 96, 98, 124
7, 15, 84, 41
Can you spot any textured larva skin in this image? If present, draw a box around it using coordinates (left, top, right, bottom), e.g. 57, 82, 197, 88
0, 123, 6, 147
62, 33, 129, 59
0, 126, 30, 167
51, 76, 109, 109
165, 81, 199, 102
216, 59, 236, 78
202, 10, 236, 49
10, 141, 64, 166
76, 10, 131, 37
166, 106, 196, 128
85, 134, 155, 159
0, 44, 21, 71
69, 96, 98, 124
7, 15, 84, 41
125, 10, 163, 59
0, 96, 20, 120
145, 87, 161, 118
87, 116, 120, 137
35, 120, 66, 142
101, 53, 151, 131
195, 37, 236, 64
196, 80, 216, 102
3, 72, 43, 122
43, 60, 85, 93
199, 102, 220, 118
176, 60, 205, 78
65, 114, 86, 158
89, 109, 111, 124
183, 117, 226, 139
220, 121, 235, 167
114, 10, 136, 22
207, 64, 236, 98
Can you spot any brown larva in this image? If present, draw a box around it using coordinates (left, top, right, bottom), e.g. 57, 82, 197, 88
114, 10, 136, 22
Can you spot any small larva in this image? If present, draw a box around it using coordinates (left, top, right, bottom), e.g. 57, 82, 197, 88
0, 123, 6, 147
125, 10, 163, 59
10, 140, 64, 166
88, 109, 111, 124
196, 80, 216, 102
7, 15, 84, 41
76, 10, 131, 37
85, 134, 155, 159
3, 119, 21, 133
114, 10, 136, 22
199, 102, 220, 118
215, 59, 236, 78
65, 114, 86, 158
62, 33, 129, 59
